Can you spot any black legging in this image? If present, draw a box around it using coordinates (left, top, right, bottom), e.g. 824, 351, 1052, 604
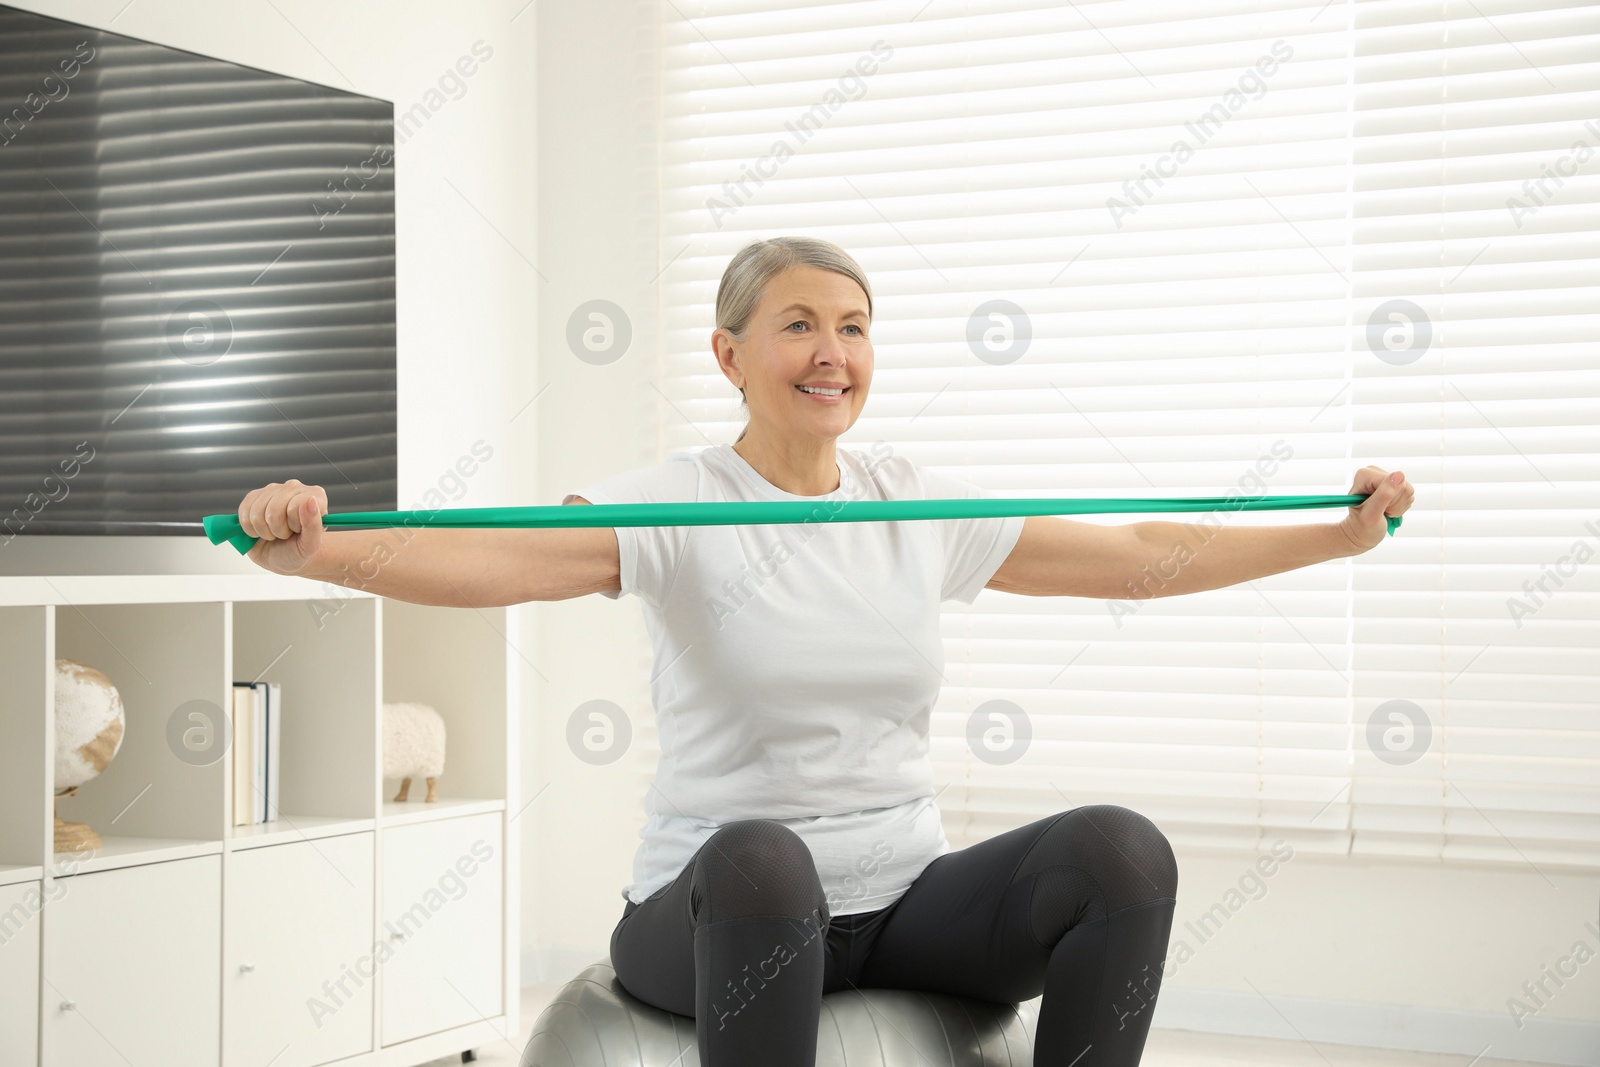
610, 804, 1179, 1066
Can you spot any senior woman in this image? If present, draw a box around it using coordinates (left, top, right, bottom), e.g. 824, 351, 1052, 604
236, 236, 1415, 1067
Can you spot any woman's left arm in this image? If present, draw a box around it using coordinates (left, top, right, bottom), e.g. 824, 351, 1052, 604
986, 466, 1416, 599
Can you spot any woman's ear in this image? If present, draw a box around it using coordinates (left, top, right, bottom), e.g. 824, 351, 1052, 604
713, 327, 743, 391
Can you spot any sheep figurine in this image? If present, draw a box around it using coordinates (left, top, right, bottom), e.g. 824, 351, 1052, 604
383, 702, 446, 803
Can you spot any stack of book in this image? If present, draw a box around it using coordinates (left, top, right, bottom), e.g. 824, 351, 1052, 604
231, 681, 281, 826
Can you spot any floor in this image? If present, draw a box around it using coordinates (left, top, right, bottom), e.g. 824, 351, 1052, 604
413, 984, 1552, 1067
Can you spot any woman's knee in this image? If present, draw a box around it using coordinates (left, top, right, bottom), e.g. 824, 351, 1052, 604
1096, 804, 1177, 900
690, 819, 825, 924
1025, 804, 1178, 911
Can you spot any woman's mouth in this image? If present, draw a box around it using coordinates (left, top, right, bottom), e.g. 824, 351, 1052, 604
796, 384, 849, 402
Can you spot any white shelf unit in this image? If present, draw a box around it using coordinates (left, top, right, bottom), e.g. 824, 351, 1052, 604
0, 574, 521, 1067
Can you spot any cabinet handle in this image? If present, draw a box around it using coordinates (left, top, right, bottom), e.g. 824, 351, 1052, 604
389, 930, 405, 942
60, 1001, 76, 1012
240, 963, 256, 973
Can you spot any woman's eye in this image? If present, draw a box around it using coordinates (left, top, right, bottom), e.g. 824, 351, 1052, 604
787, 321, 863, 336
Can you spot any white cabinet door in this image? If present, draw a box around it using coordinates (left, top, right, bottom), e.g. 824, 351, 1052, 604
380, 812, 503, 1046
43, 854, 221, 1067
0, 880, 41, 1067
225, 833, 375, 1067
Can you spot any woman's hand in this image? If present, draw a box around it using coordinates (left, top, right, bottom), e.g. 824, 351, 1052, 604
1338, 466, 1414, 555
236, 478, 328, 575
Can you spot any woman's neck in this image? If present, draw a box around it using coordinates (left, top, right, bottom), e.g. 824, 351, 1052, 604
732, 434, 840, 496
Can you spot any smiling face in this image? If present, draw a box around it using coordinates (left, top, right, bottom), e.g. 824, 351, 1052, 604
713, 265, 873, 447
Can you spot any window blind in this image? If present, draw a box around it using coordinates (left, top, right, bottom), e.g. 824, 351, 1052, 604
1347, 0, 1600, 869
644, 0, 1599, 868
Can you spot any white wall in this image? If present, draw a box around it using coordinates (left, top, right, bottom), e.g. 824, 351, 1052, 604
526, 0, 661, 985
528, 3, 1600, 1065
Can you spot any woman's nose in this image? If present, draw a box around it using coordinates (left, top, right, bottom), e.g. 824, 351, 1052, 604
814, 333, 848, 364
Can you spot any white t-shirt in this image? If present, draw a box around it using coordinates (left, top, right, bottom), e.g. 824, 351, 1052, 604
565, 442, 1025, 916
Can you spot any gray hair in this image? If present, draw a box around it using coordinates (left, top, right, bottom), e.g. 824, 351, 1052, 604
715, 237, 872, 442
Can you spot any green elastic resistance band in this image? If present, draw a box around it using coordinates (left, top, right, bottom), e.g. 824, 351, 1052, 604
203, 493, 1400, 556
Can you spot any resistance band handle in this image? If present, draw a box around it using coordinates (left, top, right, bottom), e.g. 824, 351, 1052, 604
203, 492, 1401, 556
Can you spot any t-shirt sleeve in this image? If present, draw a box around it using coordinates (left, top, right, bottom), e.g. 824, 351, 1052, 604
913, 463, 1026, 604
563, 455, 698, 608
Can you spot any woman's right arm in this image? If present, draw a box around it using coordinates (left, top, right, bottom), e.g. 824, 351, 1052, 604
235, 479, 621, 607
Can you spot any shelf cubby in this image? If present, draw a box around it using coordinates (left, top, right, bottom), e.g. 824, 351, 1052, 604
380, 598, 512, 810
231, 597, 380, 830
53, 601, 228, 863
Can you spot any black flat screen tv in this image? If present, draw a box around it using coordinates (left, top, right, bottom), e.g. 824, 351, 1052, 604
0, 4, 396, 550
